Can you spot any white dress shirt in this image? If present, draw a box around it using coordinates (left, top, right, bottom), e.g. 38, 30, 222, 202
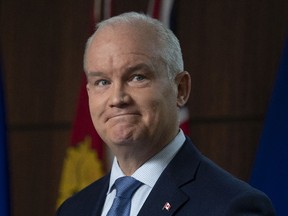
101, 130, 186, 216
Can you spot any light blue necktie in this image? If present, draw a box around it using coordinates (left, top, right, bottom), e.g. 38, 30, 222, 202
106, 176, 143, 216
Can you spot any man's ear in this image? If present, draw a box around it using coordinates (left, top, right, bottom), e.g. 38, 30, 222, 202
175, 71, 191, 107
86, 83, 91, 95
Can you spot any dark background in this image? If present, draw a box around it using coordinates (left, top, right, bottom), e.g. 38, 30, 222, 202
1, 0, 288, 215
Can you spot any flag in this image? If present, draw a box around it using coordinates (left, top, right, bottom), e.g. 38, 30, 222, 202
147, 0, 176, 31
250, 38, 288, 215
57, 0, 105, 207
0, 56, 10, 215
147, 0, 190, 135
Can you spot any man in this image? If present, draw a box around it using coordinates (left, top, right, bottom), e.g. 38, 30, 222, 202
56, 12, 275, 215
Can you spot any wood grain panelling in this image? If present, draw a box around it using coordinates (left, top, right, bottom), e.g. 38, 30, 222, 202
190, 121, 263, 179
9, 130, 68, 216
1, 0, 92, 215
1, 0, 91, 125
1, 0, 288, 216
179, 0, 288, 117
176, 0, 288, 180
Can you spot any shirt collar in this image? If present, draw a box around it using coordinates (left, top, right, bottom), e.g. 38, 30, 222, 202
107, 130, 185, 193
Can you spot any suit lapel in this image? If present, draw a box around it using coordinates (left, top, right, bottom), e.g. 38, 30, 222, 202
138, 180, 188, 216
138, 138, 201, 216
88, 174, 110, 216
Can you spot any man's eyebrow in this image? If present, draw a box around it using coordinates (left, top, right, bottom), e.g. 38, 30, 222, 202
125, 63, 152, 73
86, 63, 153, 77
86, 71, 105, 77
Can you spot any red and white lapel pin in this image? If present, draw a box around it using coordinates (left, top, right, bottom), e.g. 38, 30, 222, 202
162, 202, 172, 211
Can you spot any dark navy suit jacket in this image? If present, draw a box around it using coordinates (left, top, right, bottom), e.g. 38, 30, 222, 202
56, 137, 275, 216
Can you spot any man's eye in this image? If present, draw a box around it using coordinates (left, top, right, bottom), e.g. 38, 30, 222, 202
95, 79, 110, 86
131, 75, 145, 82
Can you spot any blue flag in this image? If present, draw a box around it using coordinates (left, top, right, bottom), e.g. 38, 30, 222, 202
250, 38, 288, 215
0, 59, 9, 215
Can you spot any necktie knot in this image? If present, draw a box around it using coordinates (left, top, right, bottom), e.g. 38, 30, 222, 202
107, 176, 142, 216
114, 176, 142, 199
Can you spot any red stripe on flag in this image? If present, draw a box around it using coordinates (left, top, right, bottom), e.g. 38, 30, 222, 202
152, 0, 162, 19
71, 75, 104, 159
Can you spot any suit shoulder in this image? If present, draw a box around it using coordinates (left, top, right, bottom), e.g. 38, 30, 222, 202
56, 175, 109, 216
189, 153, 275, 214
173, 139, 275, 215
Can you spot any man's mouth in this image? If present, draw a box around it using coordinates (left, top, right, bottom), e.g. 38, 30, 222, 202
106, 112, 141, 122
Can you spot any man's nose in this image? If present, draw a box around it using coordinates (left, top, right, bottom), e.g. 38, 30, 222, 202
109, 83, 131, 107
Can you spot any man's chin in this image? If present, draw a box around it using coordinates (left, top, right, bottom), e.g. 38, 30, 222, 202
109, 132, 149, 149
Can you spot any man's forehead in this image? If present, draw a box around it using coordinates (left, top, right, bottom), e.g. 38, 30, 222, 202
93, 22, 158, 46
85, 22, 163, 72
87, 29, 160, 62
86, 52, 157, 72
86, 61, 154, 76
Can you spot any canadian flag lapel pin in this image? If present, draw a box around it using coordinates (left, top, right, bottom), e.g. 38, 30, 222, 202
162, 202, 172, 211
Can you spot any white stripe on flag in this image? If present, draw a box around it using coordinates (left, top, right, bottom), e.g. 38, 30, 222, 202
179, 106, 189, 125
147, 0, 175, 28
159, 0, 174, 28
147, 0, 156, 17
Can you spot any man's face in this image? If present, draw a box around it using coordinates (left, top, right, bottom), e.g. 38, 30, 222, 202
85, 24, 180, 154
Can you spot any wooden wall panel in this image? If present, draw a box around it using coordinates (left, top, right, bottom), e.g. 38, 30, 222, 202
1, 0, 288, 216
176, 0, 288, 180
190, 121, 263, 179
1, 0, 93, 215
9, 130, 68, 216
179, 0, 288, 117
1, 0, 91, 125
